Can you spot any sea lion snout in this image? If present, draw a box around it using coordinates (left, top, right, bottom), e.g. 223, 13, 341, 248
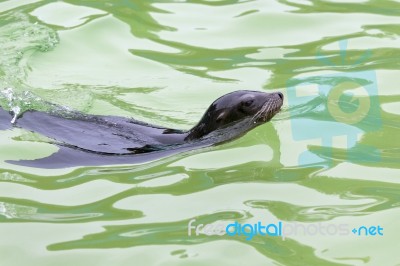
252, 92, 283, 123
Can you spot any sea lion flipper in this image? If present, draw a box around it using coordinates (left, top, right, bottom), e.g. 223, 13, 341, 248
126, 144, 164, 154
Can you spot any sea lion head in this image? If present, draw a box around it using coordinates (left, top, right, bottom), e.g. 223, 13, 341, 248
186, 90, 283, 140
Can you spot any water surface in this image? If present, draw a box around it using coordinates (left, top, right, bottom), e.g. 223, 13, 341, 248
0, 0, 399, 265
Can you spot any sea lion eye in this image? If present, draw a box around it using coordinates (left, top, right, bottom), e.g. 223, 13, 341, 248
242, 99, 254, 107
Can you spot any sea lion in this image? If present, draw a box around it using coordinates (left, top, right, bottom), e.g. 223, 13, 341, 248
0, 90, 283, 168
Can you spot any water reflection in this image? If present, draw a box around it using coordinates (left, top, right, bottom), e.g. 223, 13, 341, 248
0, 0, 399, 265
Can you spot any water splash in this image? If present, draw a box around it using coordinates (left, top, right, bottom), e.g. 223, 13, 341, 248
1, 87, 20, 123
0, 87, 72, 124
0, 12, 58, 89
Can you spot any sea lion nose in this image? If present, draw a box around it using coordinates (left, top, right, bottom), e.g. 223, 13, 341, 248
277, 92, 284, 100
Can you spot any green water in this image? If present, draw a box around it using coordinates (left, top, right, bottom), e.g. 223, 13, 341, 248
0, 0, 399, 265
